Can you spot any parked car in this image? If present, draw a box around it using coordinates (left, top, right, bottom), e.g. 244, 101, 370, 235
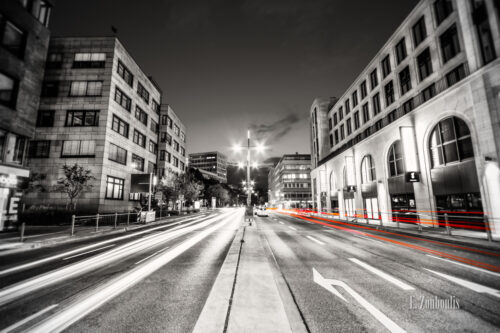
256, 208, 269, 217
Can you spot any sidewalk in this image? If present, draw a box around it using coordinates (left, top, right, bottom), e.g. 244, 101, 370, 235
0, 212, 203, 255
193, 217, 306, 333
307, 213, 500, 252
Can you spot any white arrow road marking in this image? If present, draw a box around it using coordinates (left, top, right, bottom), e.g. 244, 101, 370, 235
425, 269, 500, 298
426, 255, 500, 278
349, 258, 414, 291
0, 304, 58, 333
313, 268, 406, 333
288, 226, 297, 231
26, 211, 241, 333
306, 236, 325, 245
63, 244, 115, 261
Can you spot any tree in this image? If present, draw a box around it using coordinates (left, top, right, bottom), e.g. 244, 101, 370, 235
207, 184, 230, 206
53, 164, 95, 210
157, 168, 204, 209
23, 172, 47, 195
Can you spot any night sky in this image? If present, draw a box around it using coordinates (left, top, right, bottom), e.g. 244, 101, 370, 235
50, 0, 418, 162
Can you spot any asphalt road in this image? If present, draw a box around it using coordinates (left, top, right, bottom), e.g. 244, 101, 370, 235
0, 208, 242, 332
258, 210, 500, 333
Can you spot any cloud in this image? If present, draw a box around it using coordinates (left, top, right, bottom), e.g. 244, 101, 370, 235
250, 113, 304, 143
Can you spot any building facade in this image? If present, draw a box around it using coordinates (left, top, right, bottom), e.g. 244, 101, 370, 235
26, 36, 161, 213
189, 151, 227, 183
310, 0, 500, 236
268, 154, 312, 209
158, 104, 187, 178
0, 0, 53, 229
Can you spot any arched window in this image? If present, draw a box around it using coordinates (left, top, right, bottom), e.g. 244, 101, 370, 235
329, 171, 336, 195
429, 117, 473, 168
388, 141, 404, 177
360, 155, 376, 183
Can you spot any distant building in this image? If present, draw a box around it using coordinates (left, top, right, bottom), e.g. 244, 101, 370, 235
268, 154, 312, 209
310, 0, 500, 235
0, 0, 53, 229
189, 151, 227, 183
158, 104, 187, 177
26, 36, 161, 213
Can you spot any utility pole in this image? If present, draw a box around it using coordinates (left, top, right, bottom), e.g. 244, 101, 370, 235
247, 130, 251, 206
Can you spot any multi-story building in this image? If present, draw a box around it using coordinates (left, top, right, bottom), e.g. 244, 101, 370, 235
0, 0, 53, 230
310, 0, 500, 236
158, 104, 187, 178
26, 36, 161, 213
189, 151, 227, 183
268, 154, 312, 209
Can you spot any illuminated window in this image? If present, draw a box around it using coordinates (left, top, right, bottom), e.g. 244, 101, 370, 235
429, 117, 473, 168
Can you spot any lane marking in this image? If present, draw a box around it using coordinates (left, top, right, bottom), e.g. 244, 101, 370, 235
27, 211, 241, 332
349, 258, 414, 291
62, 245, 115, 261
0, 304, 58, 333
0, 214, 207, 277
288, 226, 297, 231
426, 255, 500, 278
425, 269, 500, 298
306, 236, 325, 245
134, 247, 170, 265
279, 222, 284, 225
313, 268, 405, 333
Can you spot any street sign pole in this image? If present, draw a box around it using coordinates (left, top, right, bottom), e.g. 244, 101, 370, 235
247, 130, 251, 206
148, 172, 152, 211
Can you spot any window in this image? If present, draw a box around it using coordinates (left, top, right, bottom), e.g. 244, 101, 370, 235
370, 69, 378, 90
381, 55, 391, 78
334, 130, 339, 144
114, 86, 131, 111
429, 117, 473, 168
166, 151, 171, 163
12, 135, 27, 164
66, 110, 99, 127
472, 0, 496, 65
37, 0, 51, 26
73, 53, 106, 68
174, 124, 180, 136
41, 81, 58, 97
346, 118, 352, 135
172, 156, 179, 167
159, 150, 166, 161
61, 140, 95, 157
352, 90, 358, 107
345, 99, 350, 114
137, 82, 150, 104
37, 110, 55, 127
161, 115, 168, 125
29, 140, 50, 158
160, 132, 167, 142
106, 176, 124, 200
150, 120, 159, 134
148, 161, 156, 173
117, 60, 133, 87
362, 103, 370, 123
152, 99, 160, 114
149, 140, 157, 154
417, 48, 433, 81
167, 116, 173, 128
440, 25, 460, 63
361, 155, 376, 183
112, 115, 129, 137
133, 130, 146, 148
434, 0, 453, 25
109, 143, 127, 165
46, 53, 63, 69
180, 146, 185, 156
399, 66, 412, 96
372, 93, 381, 115
403, 98, 414, 114
340, 124, 345, 140
374, 119, 383, 131
166, 133, 172, 145
338, 107, 344, 121
1, 19, 25, 58
173, 140, 179, 151
360, 81, 367, 99
395, 38, 407, 64
132, 154, 144, 171
412, 16, 427, 47
328, 118, 333, 130
329, 134, 333, 147
384, 81, 394, 106
69, 81, 102, 97
135, 106, 148, 126
180, 161, 185, 171
333, 112, 338, 126
388, 141, 404, 177
354, 111, 360, 129
0, 72, 17, 107
387, 110, 397, 123
422, 83, 436, 102
446, 64, 467, 87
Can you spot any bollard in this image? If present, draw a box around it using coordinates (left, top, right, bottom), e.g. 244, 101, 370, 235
71, 215, 75, 236
484, 216, 493, 242
159, 207, 162, 219
444, 213, 451, 236
127, 211, 130, 229
114, 212, 118, 229
20, 222, 26, 242
96, 213, 100, 232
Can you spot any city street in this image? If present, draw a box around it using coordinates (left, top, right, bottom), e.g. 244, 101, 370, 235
0, 208, 499, 332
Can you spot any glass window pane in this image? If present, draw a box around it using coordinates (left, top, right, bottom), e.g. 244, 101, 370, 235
458, 137, 474, 159
440, 118, 455, 142
454, 118, 470, 138
443, 142, 458, 163
3, 21, 24, 55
